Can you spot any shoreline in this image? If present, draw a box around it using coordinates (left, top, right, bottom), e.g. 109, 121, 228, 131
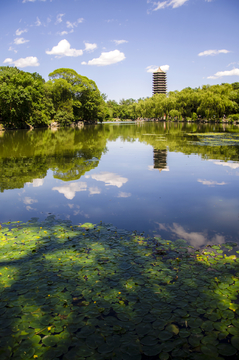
1, 118, 239, 132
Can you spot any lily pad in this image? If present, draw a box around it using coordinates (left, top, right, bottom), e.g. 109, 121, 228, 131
217, 343, 237, 356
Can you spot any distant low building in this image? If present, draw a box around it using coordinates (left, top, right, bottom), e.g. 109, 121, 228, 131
153, 67, 167, 95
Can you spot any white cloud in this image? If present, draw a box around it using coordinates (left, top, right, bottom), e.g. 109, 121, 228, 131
89, 186, 101, 195
148, 0, 189, 11
66, 21, 74, 28
59, 31, 69, 36
84, 42, 97, 52
113, 40, 128, 45
46, 39, 83, 57
169, 223, 225, 247
8, 47, 17, 53
55, 14, 65, 25
160, 64, 170, 72
212, 161, 239, 169
146, 64, 169, 73
26, 206, 37, 211
23, 197, 38, 205
58, 30, 74, 36
146, 65, 158, 73
198, 49, 230, 56
23, 0, 47, 2
53, 182, 87, 200
156, 222, 225, 248
117, 192, 131, 198
16, 28, 28, 36
82, 50, 125, 66
227, 62, 239, 68
197, 179, 227, 186
32, 179, 44, 187
3, 58, 13, 64
14, 37, 29, 45
3, 56, 39, 68
26, 179, 44, 187
35, 17, 41, 26
88, 172, 128, 188
207, 68, 239, 79
66, 18, 84, 28
152, 1, 169, 10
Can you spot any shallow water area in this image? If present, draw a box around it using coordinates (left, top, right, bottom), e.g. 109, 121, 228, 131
0, 217, 239, 359
0, 122, 239, 248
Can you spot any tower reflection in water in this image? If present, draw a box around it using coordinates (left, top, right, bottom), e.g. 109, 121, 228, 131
153, 149, 168, 171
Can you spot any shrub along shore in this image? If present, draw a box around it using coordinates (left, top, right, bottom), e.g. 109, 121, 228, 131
0, 216, 239, 359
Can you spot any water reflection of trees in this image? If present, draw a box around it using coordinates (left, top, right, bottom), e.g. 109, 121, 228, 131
0, 123, 239, 192
0, 127, 108, 192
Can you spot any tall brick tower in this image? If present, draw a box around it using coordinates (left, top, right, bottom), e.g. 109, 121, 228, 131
153, 67, 167, 95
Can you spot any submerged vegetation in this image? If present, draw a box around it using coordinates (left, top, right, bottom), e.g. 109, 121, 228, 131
0, 216, 239, 359
1, 66, 239, 129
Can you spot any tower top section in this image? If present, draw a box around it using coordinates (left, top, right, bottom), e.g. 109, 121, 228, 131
153, 67, 165, 73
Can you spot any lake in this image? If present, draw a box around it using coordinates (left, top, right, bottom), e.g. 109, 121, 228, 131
1, 122, 239, 248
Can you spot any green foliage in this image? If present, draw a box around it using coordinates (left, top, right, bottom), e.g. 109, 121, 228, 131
228, 114, 239, 120
192, 112, 198, 120
106, 83, 239, 121
54, 110, 74, 126
0, 66, 108, 128
0, 216, 239, 359
0, 66, 53, 128
48, 68, 108, 123
169, 109, 180, 120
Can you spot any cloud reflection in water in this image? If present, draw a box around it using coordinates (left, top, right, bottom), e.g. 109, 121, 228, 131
156, 222, 225, 248
86, 172, 128, 188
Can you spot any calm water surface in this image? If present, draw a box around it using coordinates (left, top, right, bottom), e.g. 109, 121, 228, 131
1, 122, 239, 248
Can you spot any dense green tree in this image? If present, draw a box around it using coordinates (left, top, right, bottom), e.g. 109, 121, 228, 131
0, 66, 108, 128
105, 83, 238, 121
0, 66, 54, 128
107, 100, 120, 118
48, 68, 108, 122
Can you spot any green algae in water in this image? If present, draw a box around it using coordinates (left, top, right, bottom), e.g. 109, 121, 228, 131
187, 132, 239, 146
0, 216, 239, 359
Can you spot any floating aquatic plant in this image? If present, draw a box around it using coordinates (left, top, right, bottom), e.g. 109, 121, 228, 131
0, 216, 239, 359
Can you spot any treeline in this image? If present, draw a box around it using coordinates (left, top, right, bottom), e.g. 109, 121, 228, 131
0, 66, 109, 129
1, 65, 239, 129
106, 83, 239, 121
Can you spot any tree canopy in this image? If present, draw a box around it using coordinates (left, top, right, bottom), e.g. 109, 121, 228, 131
106, 83, 239, 121
0, 67, 108, 128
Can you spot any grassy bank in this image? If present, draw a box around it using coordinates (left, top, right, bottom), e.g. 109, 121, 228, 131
0, 216, 239, 359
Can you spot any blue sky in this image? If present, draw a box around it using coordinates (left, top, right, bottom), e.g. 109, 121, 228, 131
0, 0, 239, 101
